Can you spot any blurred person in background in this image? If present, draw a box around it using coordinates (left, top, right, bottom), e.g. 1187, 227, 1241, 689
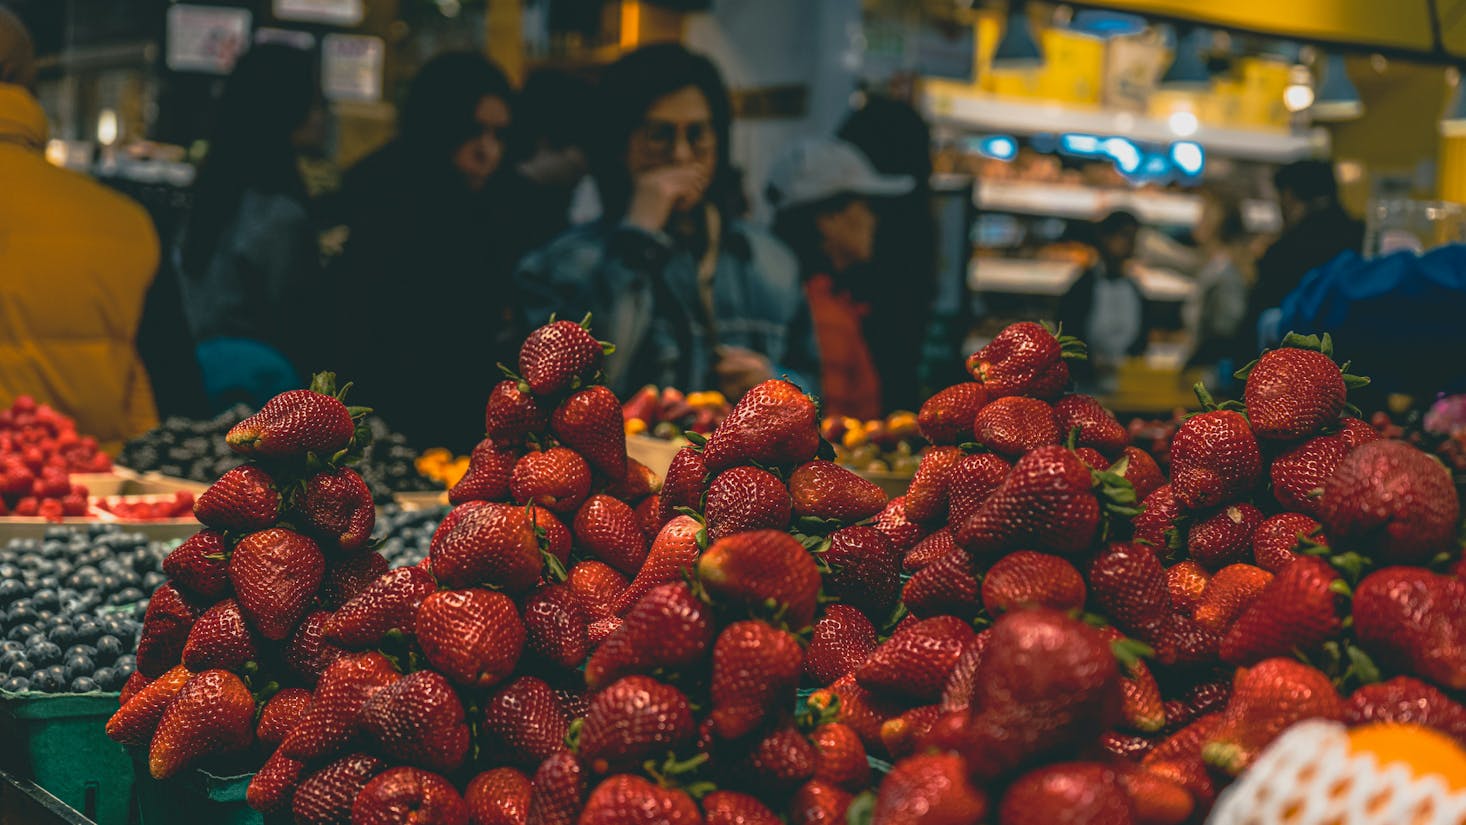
516, 43, 819, 400
328, 52, 515, 451
175, 44, 327, 412
1184, 188, 1251, 370
768, 138, 913, 421
0, 6, 159, 448
497, 68, 595, 265
1058, 211, 1150, 380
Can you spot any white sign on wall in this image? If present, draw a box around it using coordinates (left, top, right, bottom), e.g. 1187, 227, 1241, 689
166, 5, 252, 74
274, 0, 365, 26
322, 34, 385, 102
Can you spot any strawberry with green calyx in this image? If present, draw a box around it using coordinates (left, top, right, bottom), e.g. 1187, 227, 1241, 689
804, 604, 878, 686
360, 669, 471, 773
227, 371, 370, 461
1251, 512, 1326, 573
704, 465, 793, 543
1116, 446, 1164, 501
484, 379, 548, 446
1187, 502, 1264, 570
917, 382, 988, 445
1169, 384, 1262, 511
586, 582, 714, 691
1202, 657, 1345, 775
430, 501, 543, 592
698, 529, 822, 630
518, 315, 614, 397
869, 752, 989, 825
448, 437, 516, 505
701, 379, 820, 473
511, 447, 592, 515
1239, 331, 1368, 440
965, 320, 1086, 399
162, 529, 233, 600
1054, 393, 1129, 456
1219, 555, 1347, 666
415, 588, 525, 688
659, 445, 710, 525
1131, 484, 1182, 555
195, 464, 282, 531
1094, 626, 1165, 734
806, 675, 905, 755
148, 669, 257, 779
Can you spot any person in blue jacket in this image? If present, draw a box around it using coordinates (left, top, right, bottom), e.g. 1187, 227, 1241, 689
515, 44, 819, 401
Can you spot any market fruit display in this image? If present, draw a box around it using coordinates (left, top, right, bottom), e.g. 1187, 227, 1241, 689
0, 395, 112, 519
821, 411, 925, 474
622, 385, 731, 439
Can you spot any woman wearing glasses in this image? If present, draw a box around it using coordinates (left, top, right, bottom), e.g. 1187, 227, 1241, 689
515, 44, 820, 401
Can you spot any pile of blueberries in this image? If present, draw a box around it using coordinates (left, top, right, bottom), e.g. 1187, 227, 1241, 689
374, 503, 444, 569
0, 526, 167, 694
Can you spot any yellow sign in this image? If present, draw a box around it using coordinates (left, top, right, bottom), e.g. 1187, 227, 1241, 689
1088, 0, 1442, 55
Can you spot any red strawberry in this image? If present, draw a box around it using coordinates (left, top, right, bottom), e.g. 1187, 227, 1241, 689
285, 610, 348, 685
573, 494, 649, 576
980, 550, 1086, 616
903, 526, 957, 572
361, 670, 471, 773
257, 687, 313, 746
567, 561, 628, 621
194, 464, 280, 531
709, 620, 804, 739
181, 597, 258, 672
531, 506, 573, 568
228, 527, 324, 641
1055, 394, 1128, 456
1219, 555, 1345, 665
430, 501, 543, 591
466, 767, 532, 825
634, 494, 662, 541
321, 550, 390, 610
246, 749, 308, 815
606, 457, 660, 503
804, 604, 878, 686
1193, 563, 1273, 635
880, 706, 943, 760
810, 723, 870, 792
957, 446, 1101, 557
1131, 485, 1180, 552
1168, 410, 1261, 510
902, 546, 981, 620
300, 467, 375, 552
918, 383, 988, 445
1094, 627, 1165, 734
704, 790, 781, 825
587, 582, 714, 691
740, 723, 818, 788
1074, 447, 1108, 471
702, 379, 820, 472
162, 529, 232, 600
940, 630, 990, 714
135, 583, 203, 677
326, 565, 437, 648
904, 446, 966, 524
1097, 732, 1155, 763
1112, 763, 1193, 825
1187, 503, 1263, 570
485, 380, 548, 446
1251, 512, 1324, 573
482, 676, 568, 769
973, 397, 1061, 458
1202, 658, 1343, 774
526, 751, 585, 825
807, 675, 905, 754
788, 459, 887, 523
1088, 543, 1172, 658
291, 753, 387, 825
1319, 439, 1460, 565
999, 762, 1132, 825
1116, 446, 1164, 501
698, 530, 822, 629
579, 775, 700, 825
872, 496, 926, 553
966, 321, 1075, 397
227, 387, 355, 458
415, 588, 525, 687
788, 780, 852, 825
612, 515, 702, 615
511, 448, 592, 515
857, 615, 975, 703
872, 752, 989, 825
118, 671, 149, 707
449, 438, 516, 505
1243, 340, 1347, 439
1143, 713, 1220, 769
551, 386, 628, 480
1270, 432, 1348, 518
522, 584, 589, 670
1353, 566, 1466, 690
704, 465, 793, 543
589, 614, 624, 648
281, 651, 400, 762
946, 453, 1011, 527
105, 664, 191, 746
149, 669, 256, 779
822, 525, 901, 618
1341, 415, 1381, 448
1346, 676, 1466, 744
352, 767, 468, 825
578, 675, 694, 774
518, 318, 607, 396
659, 446, 709, 525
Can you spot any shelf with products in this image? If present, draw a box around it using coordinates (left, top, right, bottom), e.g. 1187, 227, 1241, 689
975, 178, 1281, 233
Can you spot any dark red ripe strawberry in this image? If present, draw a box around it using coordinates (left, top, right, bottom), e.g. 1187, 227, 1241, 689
195, 464, 280, 531
522, 585, 589, 673
902, 546, 981, 620
301, 467, 375, 552
1131, 484, 1180, 552
105, 665, 191, 746
1193, 563, 1274, 636
182, 598, 258, 672
1354, 567, 1466, 690
1088, 542, 1172, 659
1055, 394, 1128, 456
658, 445, 709, 524
698, 530, 822, 629
872, 496, 926, 553
511, 448, 592, 514
939, 631, 990, 714
1270, 433, 1348, 518
999, 762, 1131, 825
292, 753, 387, 825
162, 529, 232, 600
1202, 658, 1343, 774
1318, 439, 1460, 565
1346, 676, 1466, 743
612, 515, 702, 615
857, 615, 975, 703
945, 453, 1011, 527
257, 687, 313, 747
904, 446, 966, 525
710, 620, 804, 739
739, 723, 818, 789
1117, 446, 1164, 502
579, 775, 700, 825
704, 465, 793, 542
1220, 555, 1345, 666
415, 588, 525, 688
466, 768, 532, 825
981, 550, 1086, 616
321, 551, 390, 610
482, 676, 568, 769
1187, 503, 1263, 570
449, 438, 516, 505
1251, 512, 1323, 573
227, 389, 355, 458
1169, 410, 1261, 510
352, 767, 468, 825
578, 675, 694, 774
281, 652, 400, 762
872, 752, 989, 825
149, 669, 256, 779
325, 565, 437, 648
973, 396, 1061, 458
526, 751, 585, 825
788, 460, 887, 523
246, 749, 307, 815
1074, 447, 1108, 471
966, 321, 1063, 397
532, 506, 573, 569
789, 780, 852, 825
285, 610, 348, 685
822, 525, 901, 618
1340, 416, 1380, 449
430, 501, 543, 591
567, 561, 628, 621
229, 527, 324, 641
573, 494, 649, 576
704, 790, 781, 825
1166, 561, 1209, 614
805, 604, 878, 686
485, 380, 547, 446
881, 706, 942, 761
586, 582, 714, 691
957, 445, 1100, 557
136, 583, 203, 677
811, 723, 871, 793
918, 383, 988, 445
903, 526, 956, 572
519, 319, 605, 397
551, 386, 628, 481
1244, 345, 1346, 440
361, 670, 470, 773
702, 379, 820, 472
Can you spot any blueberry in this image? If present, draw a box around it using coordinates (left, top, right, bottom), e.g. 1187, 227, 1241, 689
100, 617, 130, 637
143, 571, 167, 590
65, 644, 95, 660
0, 578, 27, 603
30, 666, 64, 692
0, 649, 25, 670
64, 654, 93, 680
72, 620, 101, 643
46, 624, 75, 647
7, 623, 38, 642
30, 588, 57, 609
24, 633, 47, 649
93, 635, 124, 661
2, 676, 29, 692
110, 587, 145, 606
35, 575, 59, 591
0, 640, 20, 653
92, 666, 117, 689
28, 641, 61, 666
8, 602, 38, 626
8, 659, 33, 678
69, 677, 99, 692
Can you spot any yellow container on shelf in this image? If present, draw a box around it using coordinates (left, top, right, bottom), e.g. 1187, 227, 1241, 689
985, 27, 1106, 105
1234, 56, 1292, 129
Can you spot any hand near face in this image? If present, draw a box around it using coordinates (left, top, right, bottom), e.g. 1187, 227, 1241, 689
625, 164, 711, 233
714, 346, 774, 401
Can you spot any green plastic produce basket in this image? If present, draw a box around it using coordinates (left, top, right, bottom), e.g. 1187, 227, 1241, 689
129, 750, 286, 825
0, 690, 133, 825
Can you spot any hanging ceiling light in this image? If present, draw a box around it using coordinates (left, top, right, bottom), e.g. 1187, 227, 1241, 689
993, 0, 1043, 70
1313, 52, 1363, 121
1161, 26, 1212, 90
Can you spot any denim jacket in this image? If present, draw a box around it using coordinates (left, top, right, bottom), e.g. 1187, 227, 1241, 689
515, 219, 821, 399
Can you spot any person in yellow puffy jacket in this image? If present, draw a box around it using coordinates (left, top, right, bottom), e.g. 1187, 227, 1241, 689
0, 7, 159, 450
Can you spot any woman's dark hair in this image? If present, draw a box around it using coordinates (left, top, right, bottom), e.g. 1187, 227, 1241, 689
1202, 189, 1248, 245
181, 44, 317, 277
512, 68, 593, 161
772, 193, 861, 280
399, 51, 513, 167
590, 43, 738, 220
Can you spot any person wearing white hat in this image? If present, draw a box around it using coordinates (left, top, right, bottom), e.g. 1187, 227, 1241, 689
768, 138, 913, 420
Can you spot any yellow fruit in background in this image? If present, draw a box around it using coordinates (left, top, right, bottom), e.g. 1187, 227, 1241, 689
443, 456, 470, 488
1347, 723, 1466, 792
842, 427, 868, 450
625, 418, 648, 436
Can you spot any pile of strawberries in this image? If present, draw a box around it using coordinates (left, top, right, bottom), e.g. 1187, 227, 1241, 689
93, 491, 197, 521
0, 395, 111, 519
